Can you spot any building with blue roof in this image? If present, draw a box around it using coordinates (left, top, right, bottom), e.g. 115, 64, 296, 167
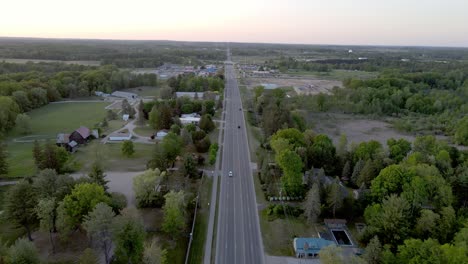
293, 237, 336, 258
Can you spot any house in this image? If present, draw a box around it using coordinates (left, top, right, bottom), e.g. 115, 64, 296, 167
56, 133, 78, 152
293, 237, 335, 258
155, 130, 168, 140
176, 92, 204, 100
109, 131, 132, 141
56, 133, 70, 146
180, 116, 201, 125
123, 114, 130, 121
69, 126, 91, 145
181, 113, 200, 118
111, 91, 138, 100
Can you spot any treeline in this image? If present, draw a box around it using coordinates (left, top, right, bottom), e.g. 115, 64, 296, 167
271, 56, 468, 73
0, 38, 226, 68
167, 73, 224, 92
247, 85, 468, 262
0, 62, 157, 134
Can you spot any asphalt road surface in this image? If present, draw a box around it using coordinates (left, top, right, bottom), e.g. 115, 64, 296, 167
215, 52, 264, 264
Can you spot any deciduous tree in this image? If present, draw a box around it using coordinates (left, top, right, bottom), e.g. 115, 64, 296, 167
83, 203, 116, 264
162, 191, 187, 237
113, 209, 146, 264
5, 181, 38, 241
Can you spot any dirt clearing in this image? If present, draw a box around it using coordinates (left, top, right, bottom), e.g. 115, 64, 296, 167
245, 77, 342, 95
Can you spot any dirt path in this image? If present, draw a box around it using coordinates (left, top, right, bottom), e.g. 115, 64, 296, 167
101, 102, 154, 144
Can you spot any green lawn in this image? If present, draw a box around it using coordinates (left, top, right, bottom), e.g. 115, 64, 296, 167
188, 176, 213, 264
72, 141, 154, 173
134, 125, 155, 137
9, 102, 108, 137
3, 102, 109, 179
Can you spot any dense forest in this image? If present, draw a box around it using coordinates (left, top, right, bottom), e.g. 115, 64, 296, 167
0, 61, 157, 134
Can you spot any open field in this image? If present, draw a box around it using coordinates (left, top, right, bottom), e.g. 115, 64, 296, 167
305, 112, 452, 146
245, 77, 342, 95
73, 141, 154, 173
0, 58, 100, 66
4, 102, 109, 178
9, 102, 109, 137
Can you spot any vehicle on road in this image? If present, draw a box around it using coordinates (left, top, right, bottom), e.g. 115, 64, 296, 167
228, 171, 233, 177
238, 125, 241, 129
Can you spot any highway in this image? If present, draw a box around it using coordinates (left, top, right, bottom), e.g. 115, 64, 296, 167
215, 50, 264, 264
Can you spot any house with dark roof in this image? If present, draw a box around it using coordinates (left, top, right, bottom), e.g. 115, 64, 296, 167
56, 133, 78, 152
293, 237, 335, 258
69, 126, 91, 144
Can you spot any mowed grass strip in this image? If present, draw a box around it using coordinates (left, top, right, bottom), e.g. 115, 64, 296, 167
9, 102, 109, 137
188, 176, 213, 264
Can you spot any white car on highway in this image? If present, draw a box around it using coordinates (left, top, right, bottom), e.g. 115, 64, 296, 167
228, 171, 233, 177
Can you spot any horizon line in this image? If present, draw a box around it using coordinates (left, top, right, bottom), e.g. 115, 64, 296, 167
1, 35, 468, 49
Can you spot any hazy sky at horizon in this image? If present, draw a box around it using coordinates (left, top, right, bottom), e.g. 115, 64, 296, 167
1, 0, 468, 47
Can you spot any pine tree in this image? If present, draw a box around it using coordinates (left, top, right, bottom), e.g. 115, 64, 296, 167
363, 236, 382, 264
32, 140, 43, 169
351, 159, 365, 186
357, 159, 376, 187
304, 183, 321, 223
137, 100, 145, 125
327, 177, 343, 218
88, 162, 109, 191
0, 142, 8, 175
341, 161, 351, 181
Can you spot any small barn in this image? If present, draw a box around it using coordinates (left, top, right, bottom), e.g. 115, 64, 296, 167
69, 126, 91, 145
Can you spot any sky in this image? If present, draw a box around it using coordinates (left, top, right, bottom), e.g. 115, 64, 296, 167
1, 0, 468, 47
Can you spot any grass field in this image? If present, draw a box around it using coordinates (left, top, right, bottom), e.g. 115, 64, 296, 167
134, 125, 155, 137
4, 102, 109, 179
73, 141, 154, 173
